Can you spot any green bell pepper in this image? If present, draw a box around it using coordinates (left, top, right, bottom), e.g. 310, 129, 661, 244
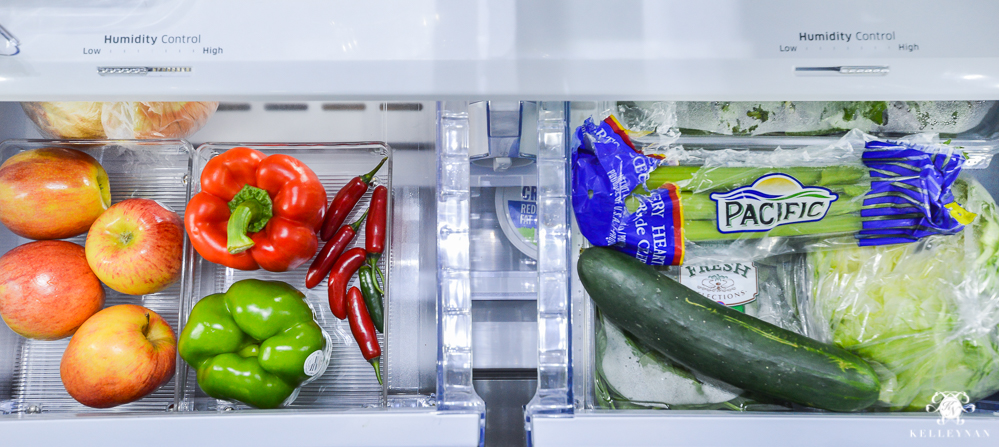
179, 279, 329, 409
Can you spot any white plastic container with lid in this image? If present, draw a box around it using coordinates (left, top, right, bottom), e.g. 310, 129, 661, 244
495, 185, 538, 260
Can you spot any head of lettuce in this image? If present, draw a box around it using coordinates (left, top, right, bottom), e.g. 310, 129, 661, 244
808, 177, 999, 410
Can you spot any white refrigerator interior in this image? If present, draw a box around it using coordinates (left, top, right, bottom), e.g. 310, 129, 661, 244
0, 1, 998, 100
1, 1, 999, 447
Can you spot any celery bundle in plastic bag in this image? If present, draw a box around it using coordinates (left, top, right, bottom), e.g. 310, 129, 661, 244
572, 118, 976, 265
804, 177, 999, 410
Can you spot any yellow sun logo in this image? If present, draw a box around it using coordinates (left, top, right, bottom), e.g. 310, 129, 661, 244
752, 175, 801, 195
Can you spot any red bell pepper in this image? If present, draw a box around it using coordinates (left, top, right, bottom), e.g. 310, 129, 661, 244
185, 147, 327, 272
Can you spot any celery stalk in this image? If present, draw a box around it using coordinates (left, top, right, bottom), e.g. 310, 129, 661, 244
684, 214, 864, 241
623, 165, 873, 242
680, 189, 866, 221
646, 165, 868, 192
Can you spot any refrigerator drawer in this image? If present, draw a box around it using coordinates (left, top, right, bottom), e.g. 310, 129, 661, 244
0, 102, 485, 446
527, 101, 999, 446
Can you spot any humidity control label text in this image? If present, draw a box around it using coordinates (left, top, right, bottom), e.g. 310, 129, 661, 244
778, 30, 920, 53
81, 34, 222, 56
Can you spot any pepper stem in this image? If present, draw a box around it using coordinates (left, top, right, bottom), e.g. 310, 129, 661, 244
370, 358, 383, 385
368, 254, 385, 295
350, 209, 369, 232
226, 185, 274, 254
360, 157, 388, 185
227, 203, 260, 253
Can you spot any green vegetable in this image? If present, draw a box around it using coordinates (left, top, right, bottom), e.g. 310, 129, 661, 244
809, 178, 999, 410
684, 214, 863, 242
179, 279, 328, 409
595, 311, 771, 411
644, 165, 868, 193
662, 101, 985, 137
678, 187, 866, 221
628, 164, 871, 242
841, 101, 888, 125
673, 101, 891, 136
579, 246, 881, 412
746, 106, 770, 123
358, 265, 384, 333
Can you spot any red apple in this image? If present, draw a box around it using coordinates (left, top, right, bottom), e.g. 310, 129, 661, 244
60, 304, 176, 408
0, 147, 111, 240
0, 240, 105, 340
85, 198, 184, 295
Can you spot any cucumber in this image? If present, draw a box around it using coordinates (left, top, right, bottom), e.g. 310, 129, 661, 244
578, 246, 880, 412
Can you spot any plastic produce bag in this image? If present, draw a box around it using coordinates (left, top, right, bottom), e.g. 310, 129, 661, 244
19, 102, 105, 139
595, 313, 745, 410
22, 101, 219, 139
572, 119, 976, 265
617, 100, 995, 137
804, 177, 999, 411
594, 248, 804, 411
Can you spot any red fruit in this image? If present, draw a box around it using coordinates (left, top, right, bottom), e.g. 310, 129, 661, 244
0, 240, 105, 340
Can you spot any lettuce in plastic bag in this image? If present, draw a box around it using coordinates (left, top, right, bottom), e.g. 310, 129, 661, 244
807, 177, 999, 410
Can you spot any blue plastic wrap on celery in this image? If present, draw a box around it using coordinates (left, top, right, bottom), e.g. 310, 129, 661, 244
571, 117, 684, 265
858, 140, 976, 246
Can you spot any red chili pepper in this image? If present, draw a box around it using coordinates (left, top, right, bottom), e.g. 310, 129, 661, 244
320, 157, 387, 241
365, 185, 388, 265
327, 247, 367, 319
347, 286, 382, 384
305, 210, 367, 289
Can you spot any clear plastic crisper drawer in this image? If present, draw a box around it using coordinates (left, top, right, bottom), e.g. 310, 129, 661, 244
526, 102, 999, 447
0, 116, 484, 447
0, 139, 194, 415
182, 142, 395, 411
436, 103, 486, 413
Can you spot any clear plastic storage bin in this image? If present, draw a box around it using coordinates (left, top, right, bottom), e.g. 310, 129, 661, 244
0, 139, 194, 415
0, 136, 483, 446
182, 142, 391, 410
525, 102, 999, 447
